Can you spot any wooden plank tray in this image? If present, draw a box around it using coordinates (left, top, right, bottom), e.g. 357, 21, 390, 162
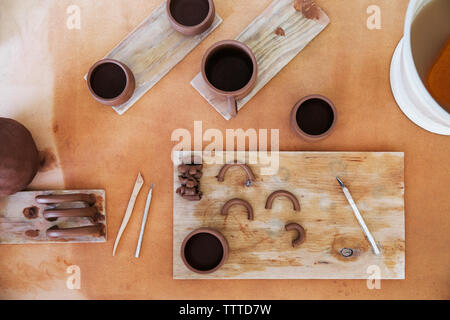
191, 0, 330, 120
173, 151, 405, 279
85, 1, 222, 115
0, 189, 106, 244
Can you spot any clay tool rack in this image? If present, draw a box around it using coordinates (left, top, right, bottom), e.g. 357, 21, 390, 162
191, 0, 330, 120
173, 151, 405, 279
84, 1, 222, 115
0, 189, 106, 244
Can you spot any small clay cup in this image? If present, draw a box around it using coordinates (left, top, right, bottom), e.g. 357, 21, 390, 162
167, 0, 215, 36
87, 59, 135, 106
201, 40, 257, 118
290, 94, 337, 142
181, 227, 228, 274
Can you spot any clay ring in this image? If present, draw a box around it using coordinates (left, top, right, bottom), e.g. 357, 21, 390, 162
216, 163, 256, 187
221, 198, 254, 220
265, 190, 300, 211
285, 223, 306, 247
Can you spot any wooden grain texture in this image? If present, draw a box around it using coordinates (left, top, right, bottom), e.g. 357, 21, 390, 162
191, 0, 330, 120
173, 151, 405, 279
0, 189, 106, 244
85, 1, 222, 115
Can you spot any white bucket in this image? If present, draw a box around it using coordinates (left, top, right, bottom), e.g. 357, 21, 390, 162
390, 0, 450, 135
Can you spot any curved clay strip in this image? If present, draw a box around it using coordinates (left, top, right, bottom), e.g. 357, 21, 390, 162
265, 190, 300, 211
43, 207, 103, 222
221, 198, 254, 220
178, 176, 198, 188
47, 224, 105, 239
216, 163, 256, 186
285, 223, 306, 247
36, 193, 96, 206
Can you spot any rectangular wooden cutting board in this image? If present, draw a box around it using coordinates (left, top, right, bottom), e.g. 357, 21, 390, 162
0, 189, 106, 244
173, 151, 405, 279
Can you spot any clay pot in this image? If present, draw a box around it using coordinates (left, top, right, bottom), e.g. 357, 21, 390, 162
201, 40, 257, 118
0, 118, 39, 197
290, 94, 337, 142
167, 0, 215, 36
87, 59, 135, 106
181, 227, 228, 274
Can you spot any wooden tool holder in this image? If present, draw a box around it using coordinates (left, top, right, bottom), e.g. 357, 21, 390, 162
0, 189, 106, 244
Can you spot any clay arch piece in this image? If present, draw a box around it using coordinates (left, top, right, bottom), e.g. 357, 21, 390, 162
285, 223, 306, 247
265, 190, 300, 211
216, 163, 256, 187
221, 198, 254, 220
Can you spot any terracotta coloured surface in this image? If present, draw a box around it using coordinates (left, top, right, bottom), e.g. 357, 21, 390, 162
0, 0, 449, 299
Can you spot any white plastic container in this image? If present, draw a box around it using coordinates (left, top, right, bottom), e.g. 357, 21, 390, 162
390, 0, 450, 135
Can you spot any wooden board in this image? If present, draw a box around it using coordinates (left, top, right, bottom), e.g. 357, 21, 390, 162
0, 3, 65, 191
0, 189, 106, 244
85, 1, 222, 115
173, 151, 405, 279
191, 0, 330, 120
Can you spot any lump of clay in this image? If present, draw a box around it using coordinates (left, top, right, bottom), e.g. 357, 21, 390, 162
0, 118, 39, 197
176, 162, 203, 201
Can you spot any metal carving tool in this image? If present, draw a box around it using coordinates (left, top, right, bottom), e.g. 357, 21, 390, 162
135, 183, 154, 258
336, 177, 381, 255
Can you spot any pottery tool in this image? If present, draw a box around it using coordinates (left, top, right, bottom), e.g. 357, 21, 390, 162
135, 183, 154, 258
84, 2, 222, 115
112, 172, 144, 256
336, 177, 381, 256
191, 0, 330, 120
0, 189, 106, 244
173, 151, 405, 279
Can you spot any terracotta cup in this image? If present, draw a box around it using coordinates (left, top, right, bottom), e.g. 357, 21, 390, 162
181, 227, 229, 274
167, 0, 215, 36
87, 59, 135, 106
201, 40, 257, 118
290, 94, 337, 142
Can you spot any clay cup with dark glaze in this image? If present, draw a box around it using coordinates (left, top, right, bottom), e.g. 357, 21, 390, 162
87, 59, 135, 106
201, 40, 257, 118
290, 94, 337, 142
181, 227, 228, 274
167, 0, 215, 36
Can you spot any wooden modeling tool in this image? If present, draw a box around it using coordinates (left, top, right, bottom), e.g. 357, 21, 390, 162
135, 183, 154, 258
336, 177, 381, 255
112, 172, 144, 256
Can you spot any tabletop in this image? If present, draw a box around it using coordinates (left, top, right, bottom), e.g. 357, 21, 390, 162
0, 0, 449, 299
